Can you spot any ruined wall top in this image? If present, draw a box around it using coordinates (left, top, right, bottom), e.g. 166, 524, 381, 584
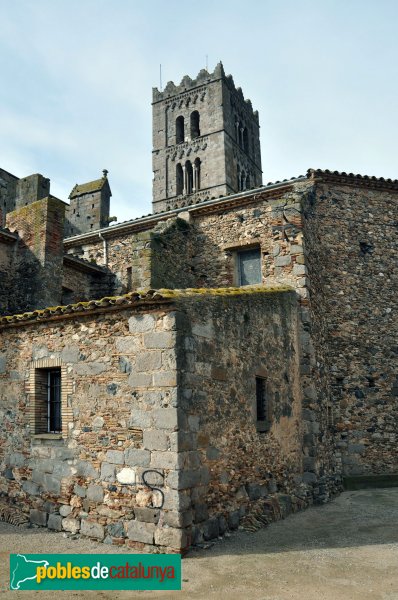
152, 62, 259, 122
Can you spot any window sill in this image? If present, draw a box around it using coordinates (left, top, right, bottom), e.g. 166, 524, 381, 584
32, 433, 63, 440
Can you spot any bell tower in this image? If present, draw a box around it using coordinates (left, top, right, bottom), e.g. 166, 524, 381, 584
152, 62, 262, 214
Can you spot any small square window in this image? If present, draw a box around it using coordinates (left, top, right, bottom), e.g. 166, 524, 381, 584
237, 248, 261, 286
256, 376, 270, 432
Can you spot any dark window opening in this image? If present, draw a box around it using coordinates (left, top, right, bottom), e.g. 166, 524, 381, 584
256, 376, 269, 432
190, 110, 200, 138
185, 160, 193, 194
176, 163, 183, 195
237, 247, 261, 285
176, 116, 184, 144
194, 157, 201, 191
126, 266, 132, 291
47, 369, 61, 433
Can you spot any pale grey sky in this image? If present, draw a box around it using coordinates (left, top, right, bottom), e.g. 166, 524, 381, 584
1, 0, 397, 221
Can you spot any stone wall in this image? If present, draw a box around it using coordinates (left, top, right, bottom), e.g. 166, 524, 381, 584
0, 239, 15, 313
65, 216, 196, 295
5, 197, 66, 312
0, 300, 190, 552
174, 289, 307, 542
303, 180, 398, 476
0, 168, 18, 227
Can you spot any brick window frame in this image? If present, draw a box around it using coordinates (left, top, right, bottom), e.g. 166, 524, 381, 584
26, 358, 73, 439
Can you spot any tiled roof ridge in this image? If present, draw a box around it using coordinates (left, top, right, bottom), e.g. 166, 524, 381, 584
307, 168, 398, 188
0, 286, 292, 327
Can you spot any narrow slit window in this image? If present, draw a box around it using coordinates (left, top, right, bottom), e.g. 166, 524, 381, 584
256, 376, 269, 432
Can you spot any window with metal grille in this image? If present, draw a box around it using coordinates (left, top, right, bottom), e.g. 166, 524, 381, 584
256, 376, 270, 432
237, 248, 261, 286
47, 369, 62, 433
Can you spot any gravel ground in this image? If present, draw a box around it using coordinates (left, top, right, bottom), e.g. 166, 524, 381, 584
1, 489, 398, 599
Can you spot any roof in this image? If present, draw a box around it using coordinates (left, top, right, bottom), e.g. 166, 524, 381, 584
308, 168, 398, 189
0, 286, 292, 328
69, 175, 111, 199
63, 254, 108, 274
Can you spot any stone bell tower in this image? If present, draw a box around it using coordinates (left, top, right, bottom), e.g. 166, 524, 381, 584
152, 62, 262, 214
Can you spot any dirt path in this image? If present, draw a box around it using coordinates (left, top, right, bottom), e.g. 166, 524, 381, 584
1, 489, 398, 599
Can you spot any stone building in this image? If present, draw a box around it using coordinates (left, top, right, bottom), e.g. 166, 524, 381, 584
0, 64, 397, 553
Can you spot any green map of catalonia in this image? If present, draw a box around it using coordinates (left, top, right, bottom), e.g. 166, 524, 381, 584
10, 554, 49, 590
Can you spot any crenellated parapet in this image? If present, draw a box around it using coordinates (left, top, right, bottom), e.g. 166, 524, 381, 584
152, 62, 225, 102
152, 62, 259, 122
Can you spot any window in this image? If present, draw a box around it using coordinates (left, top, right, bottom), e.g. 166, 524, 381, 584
237, 247, 261, 285
47, 369, 62, 433
176, 163, 183, 195
185, 160, 193, 194
27, 359, 71, 437
190, 111, 200, 138
194, 157, 201, 191
256, 376, 270, 432
176, 116, 184, 144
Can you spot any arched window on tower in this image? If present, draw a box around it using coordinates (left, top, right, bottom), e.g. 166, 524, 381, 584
246, 172, 250, 189
237, 165, 241, 191
194, 158, 201, 191
185, 161, 193, 194
176, 116, 184, 144
190, 111, 200, 139
176, 163, 183, 195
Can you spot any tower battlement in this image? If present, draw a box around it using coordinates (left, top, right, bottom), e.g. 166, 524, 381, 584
153, 62, 259, 124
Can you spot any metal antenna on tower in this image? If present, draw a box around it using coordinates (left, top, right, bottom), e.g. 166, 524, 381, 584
160, 64, 162, 91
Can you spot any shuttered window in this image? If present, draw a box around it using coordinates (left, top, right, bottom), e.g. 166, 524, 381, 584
237, 248, 261, 285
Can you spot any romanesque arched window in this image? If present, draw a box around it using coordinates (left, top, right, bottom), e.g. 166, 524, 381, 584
194, 157, 201, 191
185, 160, 193, 194
190, 111, 200, 139
176, 116, 184, 144
176, 163, 183, 195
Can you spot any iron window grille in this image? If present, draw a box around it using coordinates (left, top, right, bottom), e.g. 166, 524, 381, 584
47, 369, 62, 433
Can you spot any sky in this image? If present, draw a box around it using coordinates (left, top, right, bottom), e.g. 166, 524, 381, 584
0, 0, 397, 222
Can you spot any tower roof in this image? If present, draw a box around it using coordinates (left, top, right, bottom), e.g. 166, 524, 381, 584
69, 171, 111, 199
